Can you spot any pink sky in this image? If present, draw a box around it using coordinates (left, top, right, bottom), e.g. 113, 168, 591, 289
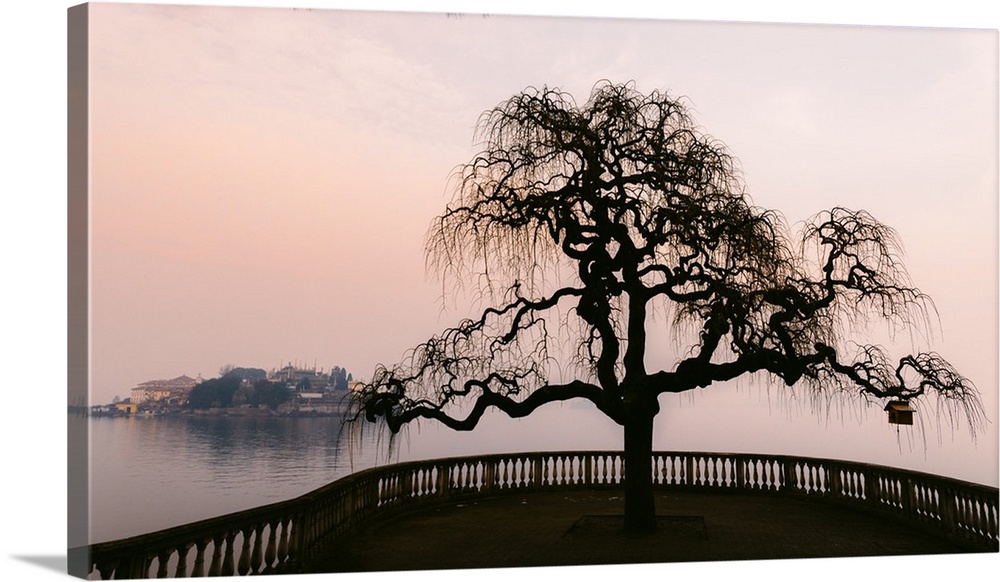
83, 3, 997, 485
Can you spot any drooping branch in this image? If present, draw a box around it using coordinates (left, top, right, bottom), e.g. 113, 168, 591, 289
349, 81, 986, 457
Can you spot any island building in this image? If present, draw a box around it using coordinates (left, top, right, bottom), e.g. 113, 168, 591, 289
129, 375, 202, 405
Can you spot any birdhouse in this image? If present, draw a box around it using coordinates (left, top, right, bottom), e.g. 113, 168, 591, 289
884, 401, 914, 425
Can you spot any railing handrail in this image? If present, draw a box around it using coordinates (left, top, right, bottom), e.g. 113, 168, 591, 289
72, 450, 1000, 579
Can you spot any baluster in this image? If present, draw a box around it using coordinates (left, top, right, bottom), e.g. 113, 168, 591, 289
153, 551, 169, 578
828, 466, 839, 497
484, 459, 494, 492
985, 495, 997, 537
220, 531, 237, 577
404, 469, 415, 500
960, 496, 972, 530
191, 539, 208, 577
171, 544, 190, 577
208, 533, 224, 576
971, 497, 985, 533
277, 517, 291, 567
236, 527, 253, 576
249, 523, 265, 574
262, 520, 278, 573
844, 470, 855, 498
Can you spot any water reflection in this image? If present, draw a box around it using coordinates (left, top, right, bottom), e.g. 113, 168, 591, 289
85, 414, 375, 543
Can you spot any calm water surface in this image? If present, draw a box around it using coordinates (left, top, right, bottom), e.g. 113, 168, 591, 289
85, 414, 383, 543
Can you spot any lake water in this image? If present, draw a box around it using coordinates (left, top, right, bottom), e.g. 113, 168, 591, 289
79, 386, 998, 544
82, 413, 386, 543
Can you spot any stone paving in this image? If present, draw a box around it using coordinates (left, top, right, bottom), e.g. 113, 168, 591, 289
310, 489, 986, 573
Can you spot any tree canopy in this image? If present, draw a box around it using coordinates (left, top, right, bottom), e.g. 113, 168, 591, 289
346, 81, 985, 532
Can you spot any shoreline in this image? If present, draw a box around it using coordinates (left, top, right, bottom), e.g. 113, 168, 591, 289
70, 405, 349, 419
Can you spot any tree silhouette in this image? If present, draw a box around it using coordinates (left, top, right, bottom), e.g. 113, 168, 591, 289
347, 82, 985, 533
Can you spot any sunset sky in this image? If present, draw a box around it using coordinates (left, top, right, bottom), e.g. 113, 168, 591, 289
83, 2, 997, 485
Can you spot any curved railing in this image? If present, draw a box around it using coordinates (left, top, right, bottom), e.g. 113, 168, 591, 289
71, 451, 999, 578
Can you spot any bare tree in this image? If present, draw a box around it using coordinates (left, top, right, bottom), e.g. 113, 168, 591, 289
347, 82, 985, 533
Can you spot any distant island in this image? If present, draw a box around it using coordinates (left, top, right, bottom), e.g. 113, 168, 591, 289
75, 364, 359, 418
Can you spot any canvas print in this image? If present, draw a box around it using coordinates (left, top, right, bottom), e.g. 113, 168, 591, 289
68, 2, 999, 579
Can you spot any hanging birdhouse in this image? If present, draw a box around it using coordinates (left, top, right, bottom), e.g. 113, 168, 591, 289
884, 400, 914, 425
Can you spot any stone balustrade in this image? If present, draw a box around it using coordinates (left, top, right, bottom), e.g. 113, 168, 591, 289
70, 451, 999, 578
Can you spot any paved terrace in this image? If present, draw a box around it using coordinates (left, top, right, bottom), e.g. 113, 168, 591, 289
311, 489, 983, 573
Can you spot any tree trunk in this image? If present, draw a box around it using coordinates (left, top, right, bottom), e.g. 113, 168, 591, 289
622, 408, 657, 534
